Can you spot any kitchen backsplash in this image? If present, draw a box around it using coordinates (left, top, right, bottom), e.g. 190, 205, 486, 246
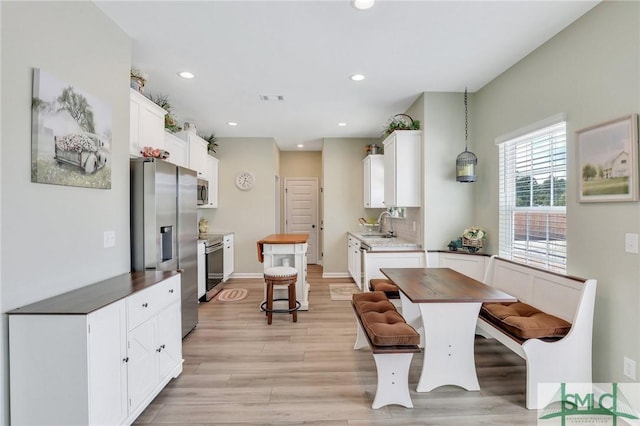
384, 207, 421, 244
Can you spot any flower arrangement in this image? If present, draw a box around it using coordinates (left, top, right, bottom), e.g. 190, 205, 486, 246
462, 226, 486, 241
383, 113, 421, 137
140, 146, 170, 160
462, 226, 485, 253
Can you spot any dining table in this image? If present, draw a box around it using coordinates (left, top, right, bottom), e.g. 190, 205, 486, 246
380, 267, 517, 392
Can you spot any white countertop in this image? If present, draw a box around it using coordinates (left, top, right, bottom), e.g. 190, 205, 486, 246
348, 231, 421, 251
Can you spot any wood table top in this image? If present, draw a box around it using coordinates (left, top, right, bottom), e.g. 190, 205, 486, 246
257, 233, 308, 262
381, 268, 516, 304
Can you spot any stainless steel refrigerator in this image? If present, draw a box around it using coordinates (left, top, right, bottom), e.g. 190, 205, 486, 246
130, 158, 198, 338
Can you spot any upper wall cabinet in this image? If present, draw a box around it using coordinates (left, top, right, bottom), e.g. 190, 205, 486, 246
174, 131, 209, 179
129, 89, 167, 158
363, 154, 385, 208
383, 130, 421, 207
164, 131, 188, 168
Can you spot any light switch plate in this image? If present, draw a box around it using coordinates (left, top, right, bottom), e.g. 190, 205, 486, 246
104, 230, 116, 248
625, 233, 638, 254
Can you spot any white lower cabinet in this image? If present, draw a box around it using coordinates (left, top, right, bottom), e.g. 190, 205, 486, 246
223, 233, 234, 281
8, 272, 183, 426
434, 252, 489, 282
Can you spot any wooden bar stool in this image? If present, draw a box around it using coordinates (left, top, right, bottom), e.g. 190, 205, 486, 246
261, 266, 300, 324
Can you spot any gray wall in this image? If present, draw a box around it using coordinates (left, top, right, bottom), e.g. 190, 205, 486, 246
473, 1, 640, 382
322, 137, 378, 275
1, 1, 131, 422
199, 137, 278, 275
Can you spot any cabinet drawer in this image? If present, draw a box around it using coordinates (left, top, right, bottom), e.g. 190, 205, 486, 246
127, 275, 180, 330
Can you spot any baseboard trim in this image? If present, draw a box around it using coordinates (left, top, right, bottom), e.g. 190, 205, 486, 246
228, 273, 264, 279
322, 272, 351, 279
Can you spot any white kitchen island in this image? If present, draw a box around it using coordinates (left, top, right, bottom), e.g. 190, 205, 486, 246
257, 234, 309, 310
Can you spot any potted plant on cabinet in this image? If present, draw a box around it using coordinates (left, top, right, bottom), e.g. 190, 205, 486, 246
148, 93, 182, 133
199, 132, 218, 155
383, 113, 421, 137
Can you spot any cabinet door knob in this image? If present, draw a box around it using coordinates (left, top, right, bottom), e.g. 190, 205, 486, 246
142, 302, 148, 308
169, 289, 174, 293
123, 357, 129, 363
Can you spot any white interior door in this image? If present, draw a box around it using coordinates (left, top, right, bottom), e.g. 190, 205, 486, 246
285, 178, 318, 264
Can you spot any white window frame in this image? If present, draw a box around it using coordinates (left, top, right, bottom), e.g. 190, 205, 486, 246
496, 114, 567, 273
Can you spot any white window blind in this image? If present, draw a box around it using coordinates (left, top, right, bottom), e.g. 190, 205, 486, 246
498, 120, 567, 273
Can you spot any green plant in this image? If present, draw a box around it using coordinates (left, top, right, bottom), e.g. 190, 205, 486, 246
383, 113, 421, 136
199, 132, 218, 153
148, 93, 181, 133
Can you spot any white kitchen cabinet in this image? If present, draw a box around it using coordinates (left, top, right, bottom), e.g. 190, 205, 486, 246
363, 154, 385, 208
175, 130, 209, 179
223, 233, 234, 281
8, 271, 182, 426
126, 275, 182, 416
200, 155, 219, 208
164, 130, 189, 168
130, 89, 167, 158
261, 242, 309, 310
347, 235, 362, 287
383, 130, 421, 207
198, 241, 206, 300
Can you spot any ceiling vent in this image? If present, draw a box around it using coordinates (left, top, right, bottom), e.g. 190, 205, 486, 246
259, 95, 285, 101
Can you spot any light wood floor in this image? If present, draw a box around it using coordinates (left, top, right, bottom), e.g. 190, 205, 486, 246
135, 265, 539, 425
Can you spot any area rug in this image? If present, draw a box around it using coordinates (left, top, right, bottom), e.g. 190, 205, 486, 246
216, 288, 248, 302
329, 283, 361, 301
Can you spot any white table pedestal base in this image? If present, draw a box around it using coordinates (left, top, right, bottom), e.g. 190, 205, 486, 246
415, 302, 482, 392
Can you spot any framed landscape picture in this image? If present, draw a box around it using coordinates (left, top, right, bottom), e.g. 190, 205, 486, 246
577, 114, 639, 203
31, 68, 112, 189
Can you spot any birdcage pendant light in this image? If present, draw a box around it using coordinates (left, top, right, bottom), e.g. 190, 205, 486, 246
456, 88, 477, 182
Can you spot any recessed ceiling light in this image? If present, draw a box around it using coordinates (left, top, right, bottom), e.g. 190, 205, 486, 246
350, 74, 365, 81
178, 71, 195, 79
338, 122, 347, 127
297, 144, 304, 148
227, 122, 238, 126
351, 0, 374, 10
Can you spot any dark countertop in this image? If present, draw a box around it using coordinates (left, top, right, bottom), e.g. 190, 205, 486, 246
7, 270, 180, 315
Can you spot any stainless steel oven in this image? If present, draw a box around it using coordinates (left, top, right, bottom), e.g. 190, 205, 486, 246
201, 235, 224, 302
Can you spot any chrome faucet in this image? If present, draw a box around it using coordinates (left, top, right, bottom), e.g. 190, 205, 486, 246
377, 211, 395, 237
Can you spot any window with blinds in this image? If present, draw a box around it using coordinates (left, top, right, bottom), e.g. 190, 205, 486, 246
497, 117, 567, 273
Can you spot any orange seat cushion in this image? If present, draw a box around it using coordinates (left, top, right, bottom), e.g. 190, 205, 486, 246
369, 279, 400, 299
481, 302, 572, 340
352, 291, 420, 346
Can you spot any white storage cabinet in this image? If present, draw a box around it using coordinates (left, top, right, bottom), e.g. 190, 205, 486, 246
223, 233, 234, 281
197, 241, 206, 299
383, 130, 421, 207
347, 235, 362, 288
130, 89, 167, 158
363, 154, 385, 208
8, 272, 183, 426
175, 130, 209, 179
200, 155, 219, 208
261, 242, 309, 310
164, 130, 189, 168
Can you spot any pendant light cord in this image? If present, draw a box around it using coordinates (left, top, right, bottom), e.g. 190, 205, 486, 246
464, 87, 468, 151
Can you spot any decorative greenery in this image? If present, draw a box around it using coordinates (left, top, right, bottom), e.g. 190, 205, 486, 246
148, 93, 181, 133
199, 132, 218, 153
462, 226, 486, 241
383, 113, 421, 137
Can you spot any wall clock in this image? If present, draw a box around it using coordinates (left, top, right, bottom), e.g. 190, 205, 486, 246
235, 171, 255, 191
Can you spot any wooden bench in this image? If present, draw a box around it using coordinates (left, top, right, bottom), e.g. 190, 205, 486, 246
476, 256, 597, 409
351, 292, 421, 409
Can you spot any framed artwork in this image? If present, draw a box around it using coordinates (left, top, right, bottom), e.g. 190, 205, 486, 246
577, 114, 638, 203
31, 68, 112, 189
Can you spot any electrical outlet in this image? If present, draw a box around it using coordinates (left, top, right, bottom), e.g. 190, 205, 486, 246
624, 356, 636, 380
103, 230, 116, 248
625, 233, 639, 254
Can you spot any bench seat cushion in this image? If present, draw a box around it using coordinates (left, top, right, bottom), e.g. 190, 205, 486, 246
369, 279, 400, 299
480, 302, 571, 340
352, 291, 420, 347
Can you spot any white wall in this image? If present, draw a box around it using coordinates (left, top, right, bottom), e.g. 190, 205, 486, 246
1, 1, 131, 422
199, 137, 278, 275
322, 137, 378, 275
473, 1, 640, 382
